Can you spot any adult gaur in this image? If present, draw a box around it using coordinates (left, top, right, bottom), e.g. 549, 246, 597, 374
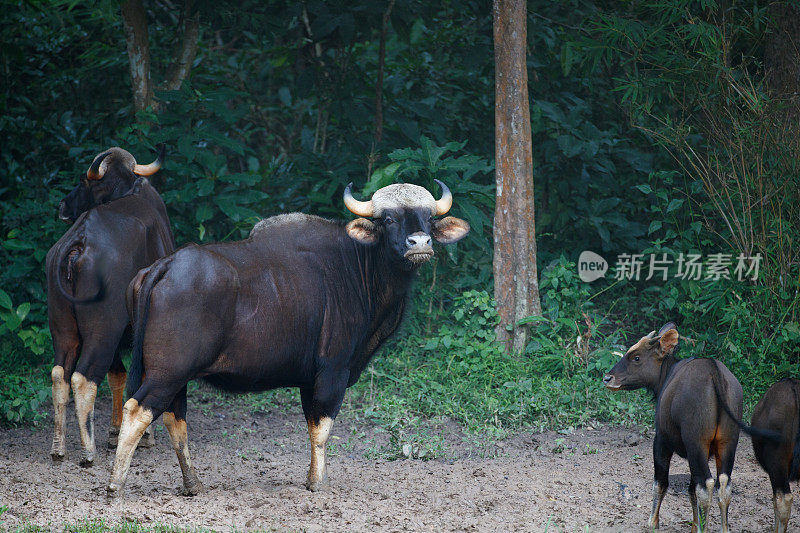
603, 323, 779, 532
106, 181, 469, 497
46, 147, 174, 464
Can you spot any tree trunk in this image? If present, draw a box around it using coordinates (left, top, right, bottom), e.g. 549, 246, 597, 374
493, 0, 541, 354
373, 0, 396, 146
765, 1, 800, 116
121, 0, 154, 112
165, 0, 201, 91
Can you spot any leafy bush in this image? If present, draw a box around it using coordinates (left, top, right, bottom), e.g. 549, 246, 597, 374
350, 288, 650, 439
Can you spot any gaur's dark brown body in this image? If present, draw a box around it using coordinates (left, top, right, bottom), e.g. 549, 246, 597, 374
106, 182, 469, 497
604, 323, 748, 532
46, 148, 173, 465
751, 378, 800, 533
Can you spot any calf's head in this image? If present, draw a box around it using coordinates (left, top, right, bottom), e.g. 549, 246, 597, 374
343, 181, 469, 268
603, 323, 680, 392
58, 146, 163, 223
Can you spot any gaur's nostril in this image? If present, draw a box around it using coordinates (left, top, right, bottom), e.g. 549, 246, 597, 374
603, 375, 612, 384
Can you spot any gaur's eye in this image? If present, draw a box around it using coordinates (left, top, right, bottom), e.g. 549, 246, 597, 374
384, 217, 394, 225
634, 356, 640, 362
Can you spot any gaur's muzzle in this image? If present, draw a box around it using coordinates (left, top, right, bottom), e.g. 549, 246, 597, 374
58, 201, 71, 223
404, 232, 434, 264
603, 373, 621, 390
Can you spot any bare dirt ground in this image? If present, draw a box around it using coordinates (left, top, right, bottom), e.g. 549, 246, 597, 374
0, 390, 794, 532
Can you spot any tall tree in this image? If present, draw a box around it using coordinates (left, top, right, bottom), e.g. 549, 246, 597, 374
121, 0, 201, 113
492, 0, 541, 353
121, 0, 153, 112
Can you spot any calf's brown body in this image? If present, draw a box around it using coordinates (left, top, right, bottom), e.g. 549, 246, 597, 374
751, 378, 800, 533
603, 323, 743, 532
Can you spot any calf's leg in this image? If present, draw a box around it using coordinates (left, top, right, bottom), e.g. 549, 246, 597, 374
774, 491, 793, 533
648, 433, 673, 530
768, 464, 792, 533
300, 368, 349, 492
716, 438, 738, 533
163, 386, 202, 495
686, 441, 714, 533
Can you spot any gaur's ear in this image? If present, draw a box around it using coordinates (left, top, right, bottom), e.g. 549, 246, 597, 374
432, 216, 470, 244
657, 322, 677, 336
346, 218, 379, 245
658, 329, 679, 356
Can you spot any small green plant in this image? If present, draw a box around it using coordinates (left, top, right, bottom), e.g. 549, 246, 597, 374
552, 437, 566, 454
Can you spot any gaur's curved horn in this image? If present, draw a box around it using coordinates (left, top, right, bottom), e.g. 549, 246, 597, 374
434, 179, 452, 215
133, 145, 164, 176
343, 182, 374, 217
86, 151, 113, 180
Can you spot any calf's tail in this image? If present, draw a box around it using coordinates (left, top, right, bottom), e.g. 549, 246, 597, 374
126, 258, 171, 400
709, 366, 782, 443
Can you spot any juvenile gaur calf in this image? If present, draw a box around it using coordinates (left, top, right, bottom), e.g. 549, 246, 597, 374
751, 378, 800, 533
106, 181, 469, 497
46, 147, 174, 464
603, 323, 770, 532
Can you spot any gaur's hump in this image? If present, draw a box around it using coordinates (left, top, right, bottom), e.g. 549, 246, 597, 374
249, 213, 334, 238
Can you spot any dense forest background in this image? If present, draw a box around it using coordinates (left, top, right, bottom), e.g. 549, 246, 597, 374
1, 0, 798, 442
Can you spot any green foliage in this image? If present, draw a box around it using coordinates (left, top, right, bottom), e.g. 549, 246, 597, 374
0, 369, 50, 426
348, 289, 650, 438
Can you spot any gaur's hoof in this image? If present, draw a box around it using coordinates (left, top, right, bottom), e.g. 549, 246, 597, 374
305, 478, 327, 492
108, 427, 120, 448
181, 467, 203, 496
51, 439, 66, 461
106, 483, 123, 500
181, 481, 204, 496
79, 451, 95, 467
138, 430, 155, 448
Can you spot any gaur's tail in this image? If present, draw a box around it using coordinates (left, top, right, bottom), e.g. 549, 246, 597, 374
709, 364, 783, 443
789, 381, 800, 481
55, 243, 104, 304
126, 258, 171, 400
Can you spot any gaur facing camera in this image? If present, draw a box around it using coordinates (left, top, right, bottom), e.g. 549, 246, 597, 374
106, 180, 469, 497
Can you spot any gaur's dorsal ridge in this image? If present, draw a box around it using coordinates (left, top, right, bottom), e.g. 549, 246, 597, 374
249, 213, 334, 238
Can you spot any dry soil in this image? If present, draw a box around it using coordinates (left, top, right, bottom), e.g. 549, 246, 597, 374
0, 391, 794, 532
